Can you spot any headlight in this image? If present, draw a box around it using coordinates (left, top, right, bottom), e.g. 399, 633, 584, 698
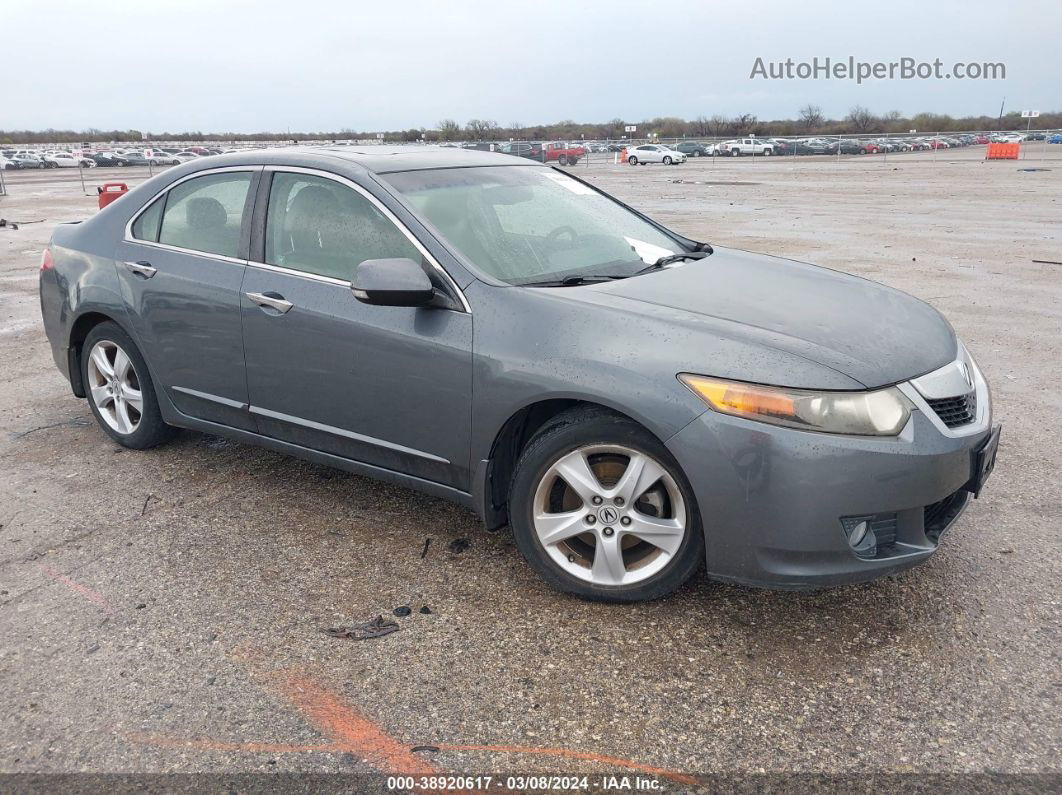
678, 374, 913, 436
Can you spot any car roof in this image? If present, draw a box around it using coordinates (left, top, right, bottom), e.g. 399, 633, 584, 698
195, 145, 539, 175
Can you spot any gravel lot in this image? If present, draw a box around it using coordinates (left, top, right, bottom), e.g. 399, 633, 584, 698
1, 149, 1059, 788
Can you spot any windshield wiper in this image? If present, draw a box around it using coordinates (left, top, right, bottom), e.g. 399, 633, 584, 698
521, 274, 629, 287
633, 250, 709, 275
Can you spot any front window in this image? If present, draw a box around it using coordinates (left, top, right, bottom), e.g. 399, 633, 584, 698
383, 166, 686, 285
264, 172, 421, 282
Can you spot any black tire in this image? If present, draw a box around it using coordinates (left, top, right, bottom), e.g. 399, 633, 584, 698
695, 150, 703, 157
81, 321, 174, 450
730, 148, 740, 157
663, 155, 673, 165
628, 156, 638, 165
508, 406, 704, 603
763, 148, 772, 156
558, 155, 569, 166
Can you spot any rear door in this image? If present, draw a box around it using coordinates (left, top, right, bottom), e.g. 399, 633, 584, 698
114, 167, 259, 430
239, 168, 473, 488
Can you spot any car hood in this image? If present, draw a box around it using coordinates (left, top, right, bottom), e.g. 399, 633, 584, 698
572, 246, 957, 389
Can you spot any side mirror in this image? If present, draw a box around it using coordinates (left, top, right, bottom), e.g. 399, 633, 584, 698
351, 258, 435, 307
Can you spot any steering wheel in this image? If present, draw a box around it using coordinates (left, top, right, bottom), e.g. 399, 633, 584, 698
546, 225, 579, 247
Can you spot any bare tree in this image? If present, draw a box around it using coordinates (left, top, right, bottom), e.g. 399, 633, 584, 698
707, 115, 727, 137
692, 115, 711, 136
846, 105, 878, 133
798, 104, 824, 129
437, 119, 461, 141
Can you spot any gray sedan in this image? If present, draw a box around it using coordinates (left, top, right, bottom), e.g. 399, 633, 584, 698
38, 147, 1000, 601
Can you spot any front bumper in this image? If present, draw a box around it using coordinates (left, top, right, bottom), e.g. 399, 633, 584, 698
666, 405, 995, 590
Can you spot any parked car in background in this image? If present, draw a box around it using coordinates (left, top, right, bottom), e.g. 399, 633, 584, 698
42, 152, 81, 168
497, 142, 536, 158
0, 154, 15, 170
147, 150, 181, 166
1048, 134, 1062, 144
673, 141, 711, 157
774, 139, 819, 156
114, 151, 152, 166
173, 151, 201, 162
626, 144, 686, 165
717, 138, 774, 157
87, 152, 120, 166
11, 153, 45, 169
540, 141, 586, 165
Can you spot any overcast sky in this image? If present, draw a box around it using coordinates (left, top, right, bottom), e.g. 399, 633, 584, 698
5, 0, 1057, 132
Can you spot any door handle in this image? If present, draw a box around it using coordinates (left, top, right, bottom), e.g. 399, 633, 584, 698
124, 260, 157, 278
246, 291, 293, 314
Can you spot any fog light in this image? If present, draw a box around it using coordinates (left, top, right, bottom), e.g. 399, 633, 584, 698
848, 520, 870, 548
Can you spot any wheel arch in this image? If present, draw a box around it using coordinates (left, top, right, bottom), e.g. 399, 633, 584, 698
476, 397, 673, 530
67, 310, 125, 397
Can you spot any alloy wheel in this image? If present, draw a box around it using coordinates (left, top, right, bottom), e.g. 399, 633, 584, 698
532, 444, 687, 586
86, 340, 143, 435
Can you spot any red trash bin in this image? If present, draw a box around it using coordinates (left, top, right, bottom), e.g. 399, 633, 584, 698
97, 182, 128, 209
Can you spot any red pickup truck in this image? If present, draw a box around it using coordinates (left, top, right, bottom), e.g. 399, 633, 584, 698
534, 141, 585, 165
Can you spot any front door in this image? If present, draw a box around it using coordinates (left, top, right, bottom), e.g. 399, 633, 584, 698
115, 168, 259, 430
240, 169, 473, 489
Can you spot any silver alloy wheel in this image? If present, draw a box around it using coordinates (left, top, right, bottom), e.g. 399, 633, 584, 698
532, 444, 687, 586
86, 340, 143, 435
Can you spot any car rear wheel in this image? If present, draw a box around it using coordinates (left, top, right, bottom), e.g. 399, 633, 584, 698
628, 156, 638, 165
509, 407, 703, 602
558, 155, 569, 166
82, 322, 174, 450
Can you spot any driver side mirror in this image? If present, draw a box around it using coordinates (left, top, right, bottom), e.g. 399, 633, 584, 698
352, 258, 435, 307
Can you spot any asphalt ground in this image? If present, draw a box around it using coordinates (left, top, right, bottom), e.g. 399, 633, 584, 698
0, 146, 1059, 791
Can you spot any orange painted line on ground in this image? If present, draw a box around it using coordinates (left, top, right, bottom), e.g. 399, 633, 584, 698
436, 743, 700, 787
272, 671, 442, 777
39, 564, 113, 613
128, 657, 696, 788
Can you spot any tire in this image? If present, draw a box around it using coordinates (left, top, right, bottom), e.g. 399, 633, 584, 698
81, 321, 174, 450
628, 156, 638, 166
730, 148, 740, 157
508, 406, 704, 603
663, 156, 672, 165
763, 148, 772, 156
558, 155, 569, 166
695, 150, 703, 157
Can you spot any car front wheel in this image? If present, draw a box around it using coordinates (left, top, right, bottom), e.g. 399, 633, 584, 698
509, 407, 703, 602
663, 155, 672, 165
730, 148, 740, 157
82, 322, 174, 449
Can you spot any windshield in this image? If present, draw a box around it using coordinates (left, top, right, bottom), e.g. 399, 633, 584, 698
383, 165, 687, 285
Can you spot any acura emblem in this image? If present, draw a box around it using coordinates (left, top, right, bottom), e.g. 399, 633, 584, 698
598, 505, 619, 525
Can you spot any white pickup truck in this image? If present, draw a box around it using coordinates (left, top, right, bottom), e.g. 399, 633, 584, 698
717, 138, 774, 157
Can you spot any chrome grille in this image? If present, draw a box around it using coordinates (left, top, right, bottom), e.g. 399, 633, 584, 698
926, 392, 977, 428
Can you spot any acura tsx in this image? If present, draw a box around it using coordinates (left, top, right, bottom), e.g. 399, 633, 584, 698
39, 147, 1000, 601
